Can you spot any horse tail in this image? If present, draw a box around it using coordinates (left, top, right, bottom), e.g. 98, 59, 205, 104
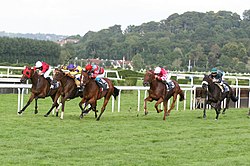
113, 87, 120, 100
230, 94, 238, 102
178, 90, 185, 101
229, 87, 238, 102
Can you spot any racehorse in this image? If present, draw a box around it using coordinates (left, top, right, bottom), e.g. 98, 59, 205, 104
18, 66, 61, 115
51, 69, 83, 119
79, 70, 119, 121
143, 70, 185, 120
202, 74, 238, 120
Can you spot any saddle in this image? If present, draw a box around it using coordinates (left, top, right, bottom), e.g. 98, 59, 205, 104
164, 80, 175, 91
96, 78, 108, 92
214, 82, 229, 93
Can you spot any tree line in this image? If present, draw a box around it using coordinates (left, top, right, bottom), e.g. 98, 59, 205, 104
66, 10, 250, 73
0, 10, 250, 73
0, 37, 61, 66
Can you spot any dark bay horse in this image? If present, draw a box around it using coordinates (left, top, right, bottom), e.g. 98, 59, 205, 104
51, 69, 83, 119
18, 66, 61, 115
202, 74, 238, 120
143, 70, 185, 120
79, 70, 119, 121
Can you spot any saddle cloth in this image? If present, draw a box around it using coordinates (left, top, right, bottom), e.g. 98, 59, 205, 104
215, 83, 229, 92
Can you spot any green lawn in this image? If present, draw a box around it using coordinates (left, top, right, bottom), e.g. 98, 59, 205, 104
0, 93, 249, 166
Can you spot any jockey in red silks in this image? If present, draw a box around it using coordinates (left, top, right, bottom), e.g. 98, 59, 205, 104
34, 61, 51, 78
85, 64, 107, 90
154, 66, 171, 90
34, 61, 57, 89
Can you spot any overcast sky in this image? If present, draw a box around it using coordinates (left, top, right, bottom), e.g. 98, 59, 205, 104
0, 0, 248, 36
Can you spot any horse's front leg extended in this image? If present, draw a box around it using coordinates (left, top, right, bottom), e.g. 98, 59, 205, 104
18, 93, 35, 114
144, 97, 153, 115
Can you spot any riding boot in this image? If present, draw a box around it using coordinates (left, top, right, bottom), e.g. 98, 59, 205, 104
95, 78, 104, 91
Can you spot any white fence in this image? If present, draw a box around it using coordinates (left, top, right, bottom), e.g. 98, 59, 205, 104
1, 84, 249, 113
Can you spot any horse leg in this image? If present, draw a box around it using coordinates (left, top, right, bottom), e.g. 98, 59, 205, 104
215, 101, 221, 120
60, 98, 67, 120
154, 98, 164, 114
203, 100, 208, 119
79, 99, 91, 119
163, 100, 168, 121
44, 100, 59, 117
96, 96, 111, 121
18, 93, 35, 114
144, 97, 153, 115
203, 99, 213, 119
34, 98, 38, 114
167, 93, 178, 116
222, 98, 230, 114
55, 102, 62, 117
44, 93, 60, 117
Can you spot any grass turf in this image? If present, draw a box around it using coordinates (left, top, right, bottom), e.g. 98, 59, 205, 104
0, 93, 249, 166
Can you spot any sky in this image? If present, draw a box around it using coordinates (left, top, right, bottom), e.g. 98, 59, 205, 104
0, 0, 248, 36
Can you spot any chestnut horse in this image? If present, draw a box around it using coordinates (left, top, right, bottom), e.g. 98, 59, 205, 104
143, 70, 185, 120
51, 69, 83, 119
202, 74, 238, 120
18, 66, 61, 115
79, 70, 119, 121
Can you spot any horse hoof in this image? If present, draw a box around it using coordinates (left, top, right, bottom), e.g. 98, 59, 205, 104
144, 112, 148, 115
18, 111, 22, 115
44, 114, 48, 117
79, 114, 83, 119
34, 111, 38, 114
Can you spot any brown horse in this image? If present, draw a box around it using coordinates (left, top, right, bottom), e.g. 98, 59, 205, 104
52, 69, 83, 119
143, 70, 185, 120
79, 70, 119, 121
202, 74, 238, 120
18, 66, 61, 115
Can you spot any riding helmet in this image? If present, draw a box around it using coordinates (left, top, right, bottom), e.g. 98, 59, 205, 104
85, 64, 92, 71
35, 61, 42, 68
154, 67, 161, 74
67, 64, 75, 70
211, 67, 217, 73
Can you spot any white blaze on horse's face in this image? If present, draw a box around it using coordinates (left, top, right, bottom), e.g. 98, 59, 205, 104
202, 81, 208, 85
202, 81, 209, 89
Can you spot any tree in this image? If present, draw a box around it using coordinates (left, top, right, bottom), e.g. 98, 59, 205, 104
131, 53, 144, 71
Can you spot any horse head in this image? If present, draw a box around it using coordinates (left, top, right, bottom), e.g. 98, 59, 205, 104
143, 70, 155, 86
53, 69, 65, 82
201, 74, 213, 89
80, 70, 91, 86
20, 66, 35, 83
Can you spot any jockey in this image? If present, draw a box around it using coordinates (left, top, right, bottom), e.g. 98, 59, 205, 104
209, 68, 224, 84
34, 61, 57, 89
85, 64, 106, 90
209, 67, 228, 92
154, 66, 171, 90
66, 64, 83, 91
